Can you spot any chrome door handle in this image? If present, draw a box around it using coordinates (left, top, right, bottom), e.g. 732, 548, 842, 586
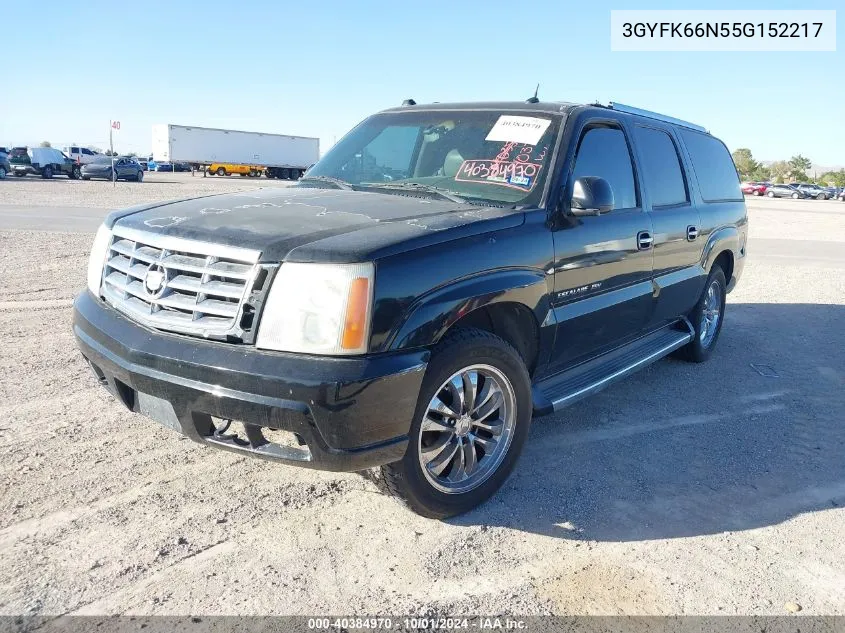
637, 231, 653, 250
687, 225, 699, 241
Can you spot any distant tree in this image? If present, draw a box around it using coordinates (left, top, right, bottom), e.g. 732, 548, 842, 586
819, 169, 845, 187
731, 148, 762, 180
769, 160, 791, 183
750, 164, 771, 182
127, 152, 137, 157
788, 155, 812, 180
39, 141, 51, 147
104, 150, 117, 156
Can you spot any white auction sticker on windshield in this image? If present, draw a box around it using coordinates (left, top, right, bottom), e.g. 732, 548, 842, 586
485, 115, 551, 145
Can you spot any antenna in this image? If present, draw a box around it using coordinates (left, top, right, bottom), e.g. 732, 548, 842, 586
526, 84, 540, 104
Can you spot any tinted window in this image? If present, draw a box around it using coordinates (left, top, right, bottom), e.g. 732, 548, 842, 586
571, 126, 637, 209
635, 127, 688, 206
357, 125, 419, 178
71, 146, 79, 153
680, 130, 742, 202
82, 148, 94, 155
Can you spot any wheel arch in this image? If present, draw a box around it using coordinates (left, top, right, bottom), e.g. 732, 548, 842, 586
701, 226, 739, 276
386, 268, 552, 376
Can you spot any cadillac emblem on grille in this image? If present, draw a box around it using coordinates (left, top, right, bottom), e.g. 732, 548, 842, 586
143, 263, 167, 298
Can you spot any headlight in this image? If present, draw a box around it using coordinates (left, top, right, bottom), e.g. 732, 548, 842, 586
87, 224, 112, 296
256, 262, 374, 355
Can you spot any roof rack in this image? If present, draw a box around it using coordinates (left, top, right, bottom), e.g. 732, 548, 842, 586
608, 102, 708, 133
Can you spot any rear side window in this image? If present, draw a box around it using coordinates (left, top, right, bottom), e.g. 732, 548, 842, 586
571, 126, 638, 209
680, 130, 742, 202
635, 127, 688, 207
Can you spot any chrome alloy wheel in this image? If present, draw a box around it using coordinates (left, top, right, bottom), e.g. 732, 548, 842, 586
417, 364, 517, 495
699, 280, 722, 348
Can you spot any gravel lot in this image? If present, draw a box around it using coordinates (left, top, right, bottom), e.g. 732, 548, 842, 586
0, 179, 843, 616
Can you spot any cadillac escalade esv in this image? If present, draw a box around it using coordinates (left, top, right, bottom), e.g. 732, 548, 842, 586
73, 100, 747, 518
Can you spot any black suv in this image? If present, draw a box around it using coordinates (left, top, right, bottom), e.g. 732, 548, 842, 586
73, 100, 747, 518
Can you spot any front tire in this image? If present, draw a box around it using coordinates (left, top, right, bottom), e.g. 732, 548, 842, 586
766, 190, 775, 198
216, 167, 226, 176
381, 328, 532, 518
792, 192, 799, 199
71, 165, 81, 180
677, 267, 727, 363
136, 170, 143, 182
42, 166, 53, 179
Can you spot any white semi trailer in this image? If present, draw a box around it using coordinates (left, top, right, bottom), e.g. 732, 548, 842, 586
151, 124, 320, 179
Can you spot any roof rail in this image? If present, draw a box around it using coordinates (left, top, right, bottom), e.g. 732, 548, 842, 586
608, 102, 708, 133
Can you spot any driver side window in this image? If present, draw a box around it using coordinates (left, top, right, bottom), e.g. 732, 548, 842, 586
344, 126, 419, 182
571, 126, 638, 210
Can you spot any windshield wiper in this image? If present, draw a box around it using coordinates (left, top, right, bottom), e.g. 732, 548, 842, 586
364, 182, 467, 204
299, 175, 354, 190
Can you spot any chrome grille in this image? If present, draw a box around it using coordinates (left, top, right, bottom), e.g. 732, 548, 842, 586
100, 227, 261, 339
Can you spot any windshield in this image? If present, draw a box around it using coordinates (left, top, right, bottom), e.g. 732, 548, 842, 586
306, 110, 561, 206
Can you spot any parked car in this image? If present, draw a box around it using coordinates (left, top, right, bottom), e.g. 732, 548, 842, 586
790, 183, 829, 200
74, 99, 747, 518
173, 162, 192, 172
766, 184, 806, 199
740, 181, 769, 196
63, 146, 103, 165
135, 158, 149, 171
9, 147, 81, 179
81, 156, 144, 182
0, 151, 10, 179
155, 162, 174, 172
838, 189, 845, 202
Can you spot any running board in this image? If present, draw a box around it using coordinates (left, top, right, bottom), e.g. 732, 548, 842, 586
532, 323, 694, 416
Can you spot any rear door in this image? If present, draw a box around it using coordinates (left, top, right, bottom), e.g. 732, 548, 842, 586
631, 124, 704, 327
547, 114, 654, 372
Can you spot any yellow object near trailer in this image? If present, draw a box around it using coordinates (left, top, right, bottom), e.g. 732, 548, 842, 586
208, 163, 265, 177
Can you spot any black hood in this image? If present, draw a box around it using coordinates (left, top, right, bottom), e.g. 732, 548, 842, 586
110, 186, 523, 263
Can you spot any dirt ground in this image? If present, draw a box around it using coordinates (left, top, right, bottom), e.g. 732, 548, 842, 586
0, 187, 843, 616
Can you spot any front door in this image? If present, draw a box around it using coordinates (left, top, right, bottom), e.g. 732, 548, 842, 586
630, 124, 704, 327
547, 118, 655, 373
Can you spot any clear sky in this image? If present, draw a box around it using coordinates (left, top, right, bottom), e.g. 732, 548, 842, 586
2, 0, 842, 169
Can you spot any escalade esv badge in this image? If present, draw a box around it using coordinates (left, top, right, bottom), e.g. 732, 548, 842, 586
144, 264, 167, 298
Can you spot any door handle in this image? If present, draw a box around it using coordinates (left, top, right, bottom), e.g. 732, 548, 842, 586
687, 225, 699, 241
637, 231, 653, 250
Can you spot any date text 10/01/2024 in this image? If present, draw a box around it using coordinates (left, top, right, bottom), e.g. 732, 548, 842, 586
307, 617, 528, 630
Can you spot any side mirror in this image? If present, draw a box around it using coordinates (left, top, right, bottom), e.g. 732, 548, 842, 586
570, 177, 614, 216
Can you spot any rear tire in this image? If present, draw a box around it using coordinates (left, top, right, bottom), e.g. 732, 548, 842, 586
43, 166, 53, 179
0, 166, 6, 180
676, 267, 727, 363
380, 328, 532, 518
792, 192, 799, 199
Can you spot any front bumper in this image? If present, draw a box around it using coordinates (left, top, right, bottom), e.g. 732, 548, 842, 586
73, 291, 428, 471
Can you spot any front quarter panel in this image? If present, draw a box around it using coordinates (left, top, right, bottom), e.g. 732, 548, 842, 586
370, 210, 555, 356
